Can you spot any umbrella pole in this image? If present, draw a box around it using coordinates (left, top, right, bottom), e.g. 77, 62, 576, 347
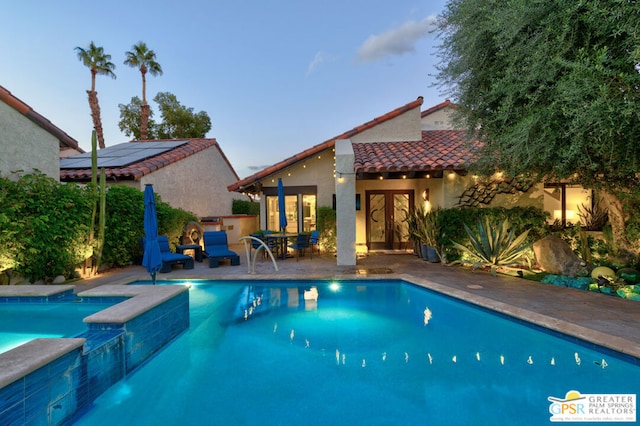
152, 271, 156, 285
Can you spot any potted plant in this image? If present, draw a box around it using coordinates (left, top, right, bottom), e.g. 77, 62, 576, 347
421, 207, 444, 262
404, 207, 421, 256
411, 206, 444, 262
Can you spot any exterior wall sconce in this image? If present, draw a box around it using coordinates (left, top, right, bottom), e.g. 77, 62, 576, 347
422, 189, 430, 202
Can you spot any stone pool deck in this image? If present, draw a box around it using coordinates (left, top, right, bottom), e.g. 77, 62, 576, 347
74, 245, 640, 361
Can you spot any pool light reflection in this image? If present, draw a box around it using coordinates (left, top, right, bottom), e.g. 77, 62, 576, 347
329, 282, 340, 292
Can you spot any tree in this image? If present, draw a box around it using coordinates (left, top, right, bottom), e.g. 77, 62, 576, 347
75, 41, 116, 149
154, 92, 212, 139
118, 92, 211, 139
436, 0, 640, 253
118, 96, 157, 140
124, 42, 163, 140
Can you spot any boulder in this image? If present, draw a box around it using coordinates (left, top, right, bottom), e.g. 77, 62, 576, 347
617, 268, 640, 284
591, 266, 615, 279
533, 235, 585, 276
52, 275, 66, 284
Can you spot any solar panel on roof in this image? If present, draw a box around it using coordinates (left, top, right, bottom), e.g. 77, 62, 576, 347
60, 141, 188, 169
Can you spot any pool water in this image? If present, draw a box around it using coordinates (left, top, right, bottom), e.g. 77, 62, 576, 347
0, 301, 116, 354
73, 280, 639, 425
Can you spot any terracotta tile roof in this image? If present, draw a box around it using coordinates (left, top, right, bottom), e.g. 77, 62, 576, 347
353, 130, 479, 173
0, 84, 83, 153
420, 99, 456, 118
228, 96, 425, 192
59, 138, 237, 182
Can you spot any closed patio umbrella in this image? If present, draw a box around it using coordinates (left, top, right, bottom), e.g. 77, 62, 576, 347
142, 184, 162, 284
278, 178, 287, 232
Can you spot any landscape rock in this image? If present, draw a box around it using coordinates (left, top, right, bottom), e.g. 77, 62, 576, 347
533, 235, 586, 276
52, 275, 66, 284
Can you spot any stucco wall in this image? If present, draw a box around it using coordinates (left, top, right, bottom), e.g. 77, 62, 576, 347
0, 101, 60, 180
351, 107, 422, 143
263, 149, 336, 208
421, 107, 456, 130
136, 146, 245, 218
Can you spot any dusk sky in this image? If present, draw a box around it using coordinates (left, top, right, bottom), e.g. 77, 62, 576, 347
2, 0, 449, 178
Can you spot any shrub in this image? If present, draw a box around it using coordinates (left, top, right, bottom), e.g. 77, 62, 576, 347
0, 174, 201, 279
102, 186, 198, 267
317, 206, 336, 253
232, 199, 260, 215
0, 172, 92, 282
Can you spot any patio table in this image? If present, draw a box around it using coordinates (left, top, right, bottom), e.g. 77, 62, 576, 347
268, 233, 298, 259
176, 244, 203, 262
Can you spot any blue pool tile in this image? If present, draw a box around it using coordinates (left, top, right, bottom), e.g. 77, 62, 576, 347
48, 350, 81, 378
24, 367, 48, 398
0, 400, 25, 426
0, 379, 24, 412
24, 386, 49, 426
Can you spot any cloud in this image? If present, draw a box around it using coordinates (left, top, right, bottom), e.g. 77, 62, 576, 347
306, 51, 327, 77
247, 165, 273, 171
355, 16, 438, 63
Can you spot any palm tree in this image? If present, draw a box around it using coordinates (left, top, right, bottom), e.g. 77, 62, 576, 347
124, 42, 163, 140
75, 41, 116, 149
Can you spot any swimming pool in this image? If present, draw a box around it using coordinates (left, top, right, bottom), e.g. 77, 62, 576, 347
72, 279, 639, 425
0, 300, 118, 354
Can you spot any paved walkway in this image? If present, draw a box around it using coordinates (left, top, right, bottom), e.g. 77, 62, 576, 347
76, 245, 640, 360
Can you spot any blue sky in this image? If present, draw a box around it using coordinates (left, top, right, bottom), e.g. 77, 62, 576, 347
2, 0, 449, 178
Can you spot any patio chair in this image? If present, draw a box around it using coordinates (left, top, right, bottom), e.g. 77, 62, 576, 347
288, 233, 312, 261
263, 230, 280, 259
249, 233, 270, 260
142, 236, 195, 273
310, 230, 319, 255
203, 231, 240, 268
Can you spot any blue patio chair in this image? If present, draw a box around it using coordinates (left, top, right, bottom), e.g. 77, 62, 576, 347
288, 233, 312, 261
263, 230, 280, 259
249, 233, 269, 260
142, 236, 194, 273
203, 231, 240, 268
310, 230, 319, 255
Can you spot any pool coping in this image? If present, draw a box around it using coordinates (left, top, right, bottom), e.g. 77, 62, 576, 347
78, 284, 189, 323
0, 285, 75, 298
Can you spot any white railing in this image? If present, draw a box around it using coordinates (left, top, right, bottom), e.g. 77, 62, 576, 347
239, 236, 278, 274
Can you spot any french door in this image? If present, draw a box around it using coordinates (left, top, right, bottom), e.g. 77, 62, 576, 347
366, 190, 413, 250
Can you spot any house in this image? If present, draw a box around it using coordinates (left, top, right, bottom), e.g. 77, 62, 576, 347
60, 138, 248, 220
228, 97, 591, 265
0, 85, 83, 180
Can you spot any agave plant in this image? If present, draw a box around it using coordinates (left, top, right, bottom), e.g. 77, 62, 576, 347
452, 217, 531, 275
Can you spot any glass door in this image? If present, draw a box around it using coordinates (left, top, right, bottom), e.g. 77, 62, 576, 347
366, 190, 413, 250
